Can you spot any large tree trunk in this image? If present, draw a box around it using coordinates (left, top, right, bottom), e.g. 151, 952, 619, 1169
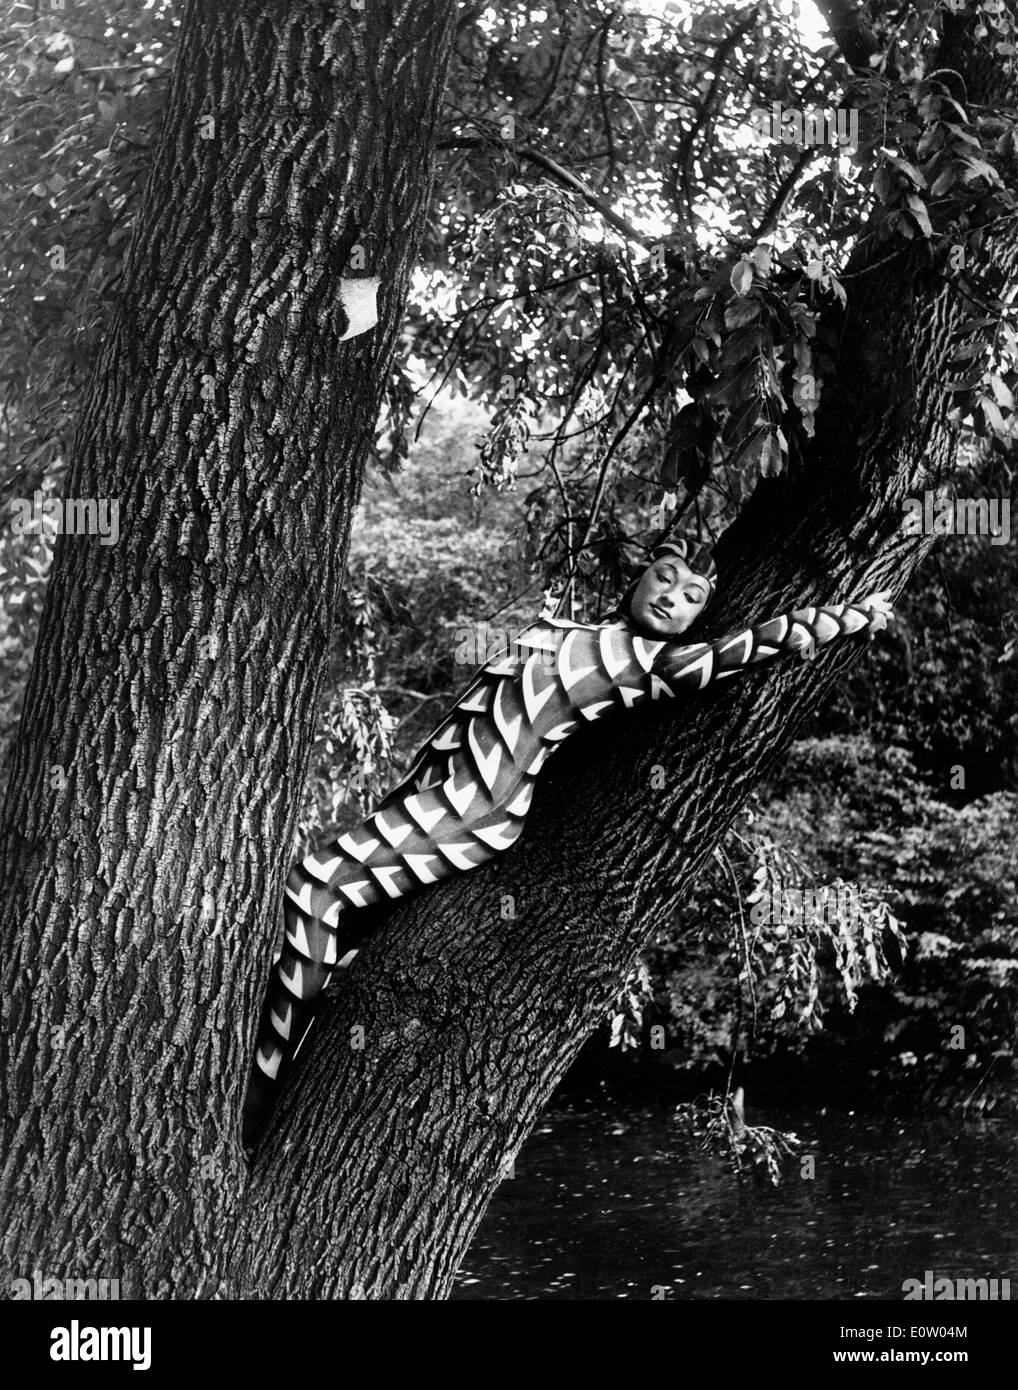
0, 0, 457, 1298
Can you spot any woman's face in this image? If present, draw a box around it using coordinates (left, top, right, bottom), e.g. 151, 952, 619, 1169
629, 556, 711, 637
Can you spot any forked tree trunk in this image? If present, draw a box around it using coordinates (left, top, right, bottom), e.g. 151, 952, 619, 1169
0, 0, 457, 1298
221, 11, 1018, 1298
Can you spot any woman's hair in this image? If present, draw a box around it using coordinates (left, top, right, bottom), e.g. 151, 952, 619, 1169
606, 536, 717, 622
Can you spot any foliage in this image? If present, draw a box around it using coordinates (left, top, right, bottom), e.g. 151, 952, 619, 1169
674, 1088, 801, 1187
607, 957, 653, 1051
415, 0, 1018, 614
605, 797, 906, 1069
741, 736, 1018, 1106
594, 730, 1017, 1117
808, 466, 1018, 795
740, 829, 906, 1028
295, 396, 529, 842
7, 0, 1018, 644
0, 1, 176, 508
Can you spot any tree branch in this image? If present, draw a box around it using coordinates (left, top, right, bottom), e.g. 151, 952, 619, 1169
671, 5, 761, 217
814, 0, 881, 69
436, 134, 653, 247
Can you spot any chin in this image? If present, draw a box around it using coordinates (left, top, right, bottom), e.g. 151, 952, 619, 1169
633, 605, 685, 637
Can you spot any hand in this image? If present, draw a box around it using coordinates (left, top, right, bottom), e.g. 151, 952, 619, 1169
859, 589, 894, 633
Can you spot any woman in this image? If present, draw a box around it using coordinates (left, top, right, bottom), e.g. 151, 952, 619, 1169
242, 537, 892, 1143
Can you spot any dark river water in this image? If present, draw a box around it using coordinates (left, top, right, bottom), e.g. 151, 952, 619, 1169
452, 1103, 1018, 1300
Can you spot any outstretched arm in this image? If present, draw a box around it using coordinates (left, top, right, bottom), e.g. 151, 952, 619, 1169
653, 592, 893, 694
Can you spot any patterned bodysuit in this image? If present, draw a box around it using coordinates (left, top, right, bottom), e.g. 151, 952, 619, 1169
243, 592, 891, 1135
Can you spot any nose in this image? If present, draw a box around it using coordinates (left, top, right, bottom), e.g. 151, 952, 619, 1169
657, 591, 674, 609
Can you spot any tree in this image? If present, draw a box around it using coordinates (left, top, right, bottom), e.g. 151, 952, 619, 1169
224, 1, 1018, 1298
3, 0, 1017, 1301
1, 0, 458, 1297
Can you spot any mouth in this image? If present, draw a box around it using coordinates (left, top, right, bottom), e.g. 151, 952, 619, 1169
649, 603, 671, 620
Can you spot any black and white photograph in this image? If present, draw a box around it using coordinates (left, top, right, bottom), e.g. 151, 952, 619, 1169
1, 0, 1016, 1351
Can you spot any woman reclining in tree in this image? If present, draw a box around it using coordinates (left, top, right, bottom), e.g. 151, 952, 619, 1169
242, 536, 892, 1144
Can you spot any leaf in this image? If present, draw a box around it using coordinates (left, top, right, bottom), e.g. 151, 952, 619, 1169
759, 429, 784, 477
724, 322, 764, 363
789, 303, 817, 337
53, 56, 75, 74
730, 423, 769, 472
730, 259, 753, 296
948, 342, 984, 362
724, 298, 759, 330
888, 155, 927, 188
750, 243, 772, 278
917, 124, 944, 160
943, 373, 983, 392
906, 194, 933, 238
980, 395, 1006, 433
930, 166, 957, 198
723, 393, 763, 445
961, 158, 1001, 185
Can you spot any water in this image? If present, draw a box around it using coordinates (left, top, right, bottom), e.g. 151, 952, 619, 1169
452, 1102, 1018, 1300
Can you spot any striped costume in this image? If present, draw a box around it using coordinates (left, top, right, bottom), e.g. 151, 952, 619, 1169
243, 591, 892, 1137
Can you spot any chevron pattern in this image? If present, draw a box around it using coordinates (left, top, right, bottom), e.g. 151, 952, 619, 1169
244, 592, 892, 1132
654, 596, 891, 692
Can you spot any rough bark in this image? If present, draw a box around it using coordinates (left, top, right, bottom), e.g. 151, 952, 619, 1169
0, 0, 457, 1297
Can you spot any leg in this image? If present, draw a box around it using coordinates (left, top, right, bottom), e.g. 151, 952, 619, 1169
242, 857, 382, 1148
242, 768, 531, 1149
